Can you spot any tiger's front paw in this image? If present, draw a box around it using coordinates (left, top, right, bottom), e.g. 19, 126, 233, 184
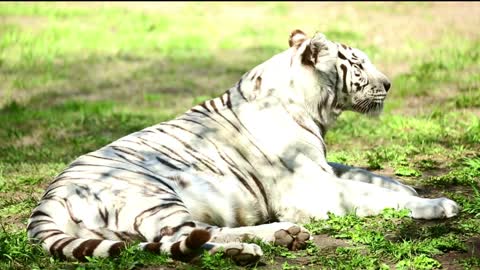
406, 197, 460, 219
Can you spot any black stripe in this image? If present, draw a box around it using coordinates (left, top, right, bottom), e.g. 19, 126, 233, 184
27, 219, 54, 231
162, 123, 205, 140
231, 146, 256, 168
337, 51, 347, 60
109, 242, 126, 257
215, 147, 248, 188
140, 129, 158, 134
186, 229, 211, 250
217, 148, 237, 167
196, 157, 220, 174
137, 138, 191, 167
113, 151, 159, 173
90, 229, 107, 239
214, 109, 241, 133
221, 149, 271, 211
54, 169, 74, 180
50, 237, 76, 260
228, 167, 257, 199
161, 197, 184, 203
255, 76, 262, 91
114, 231, 141, 242
39, 231, 64, 242
165, 123, 246, 180
340, 64, 348, 94
155, 156, 182, 170
115, 209, 120, 229
226, 90, 233, 108
220, 92, 228, 106
278, 100, 327, 155
312, 119, 328, 143
292, 118, 324, 144
160, 123, 227, 176
64, 198, 82, 224
170, 242, 187, 261
72, 239, 103, 261
152, 210, 191, 243
30, 210, 51, 219
167, 122, 225, 172
99, 207, 109, 225
189, 109, 230, 130
164, 122, 227, 161
190, 108, 209, 118
177, 117, 206, 127
158, 209, 189, 222
247, 172, 269, 210
209, 99, 218, 112
134, 202, 185, 222
159, 145, 191, 166
133, 202, 186, 235
156, 127, 221, 174
111, 146, 146, 161
199, 101, 211, 112
172, 221, 196, 234
31, 229, 63, 240
236, 78, 248, 101
278, 157, 295, 173
144, 242, 162, 253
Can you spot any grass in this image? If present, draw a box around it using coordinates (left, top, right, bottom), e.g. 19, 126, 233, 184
305, 209, 468, 269
1, 2, 479, 270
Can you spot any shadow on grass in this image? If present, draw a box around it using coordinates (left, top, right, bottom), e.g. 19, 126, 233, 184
1, 100, 162, 164
0, 45, 284, 165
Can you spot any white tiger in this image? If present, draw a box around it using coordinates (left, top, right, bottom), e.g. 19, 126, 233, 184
27, 30, 459, 265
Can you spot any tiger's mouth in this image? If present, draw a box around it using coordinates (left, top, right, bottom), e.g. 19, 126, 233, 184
372, 94, 387, 102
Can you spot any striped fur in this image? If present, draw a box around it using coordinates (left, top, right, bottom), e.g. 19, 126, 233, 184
27, 30, 459, 263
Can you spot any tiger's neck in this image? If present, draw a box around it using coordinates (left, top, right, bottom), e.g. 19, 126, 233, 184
226, 48, 343, 137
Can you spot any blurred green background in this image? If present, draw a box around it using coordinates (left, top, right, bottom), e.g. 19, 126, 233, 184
1, 2, 479, 269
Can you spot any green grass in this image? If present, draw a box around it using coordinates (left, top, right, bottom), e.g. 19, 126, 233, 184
304, 209, 469, 269
392, 39, 480, 97
1, 2, 479, 270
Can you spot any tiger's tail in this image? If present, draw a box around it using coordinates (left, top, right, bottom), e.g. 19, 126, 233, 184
27, 209, 211, 262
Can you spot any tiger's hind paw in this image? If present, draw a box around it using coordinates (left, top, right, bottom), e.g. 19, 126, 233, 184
210, 242, 263, 266
274, 225, 311, 251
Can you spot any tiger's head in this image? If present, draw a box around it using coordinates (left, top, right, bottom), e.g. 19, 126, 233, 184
289, 29, 391, 118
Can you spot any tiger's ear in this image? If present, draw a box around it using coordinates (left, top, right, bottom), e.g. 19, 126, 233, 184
289, 29, 307, 47
302, 32, 330, 66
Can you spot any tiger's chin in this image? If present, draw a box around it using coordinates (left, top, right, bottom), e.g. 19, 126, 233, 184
367, 101, 385, 116
366, 104, 384, 117
351, 100, 385, 117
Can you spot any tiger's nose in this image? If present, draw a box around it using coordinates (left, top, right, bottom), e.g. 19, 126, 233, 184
383, 81, 391, 92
